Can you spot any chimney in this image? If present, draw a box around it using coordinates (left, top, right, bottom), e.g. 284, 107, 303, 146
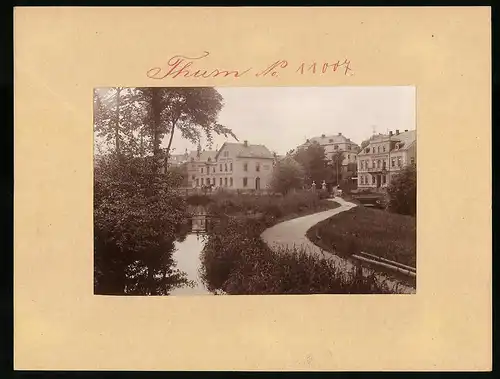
404, 129, 408, 132
321, 134, 326, 138
338, 132, 342, 136
243, 140, 248, 147
396, 129, 400, 135
389, 131, 393, 136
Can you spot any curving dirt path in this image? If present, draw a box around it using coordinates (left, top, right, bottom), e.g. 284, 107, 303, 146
260, 197, 415, 294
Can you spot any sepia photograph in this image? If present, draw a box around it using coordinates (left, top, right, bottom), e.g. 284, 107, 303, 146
93, 86, 417, 296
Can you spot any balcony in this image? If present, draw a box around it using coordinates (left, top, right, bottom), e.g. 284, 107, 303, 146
360, 166, 388, 173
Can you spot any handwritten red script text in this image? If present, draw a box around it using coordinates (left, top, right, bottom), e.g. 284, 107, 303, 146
146, 51, 353, 79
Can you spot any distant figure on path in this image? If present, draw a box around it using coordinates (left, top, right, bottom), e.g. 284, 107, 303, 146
311, 181, 317, 191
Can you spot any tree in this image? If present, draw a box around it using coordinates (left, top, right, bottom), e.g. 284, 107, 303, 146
169, 163, 189, 187
94, 154, 192, 295
293, 142, 329, 185
387, 163, 416, 216
93, 88, 139, 158
329, 151, 345, 185
131, 87, 237, 172
94, 87, 238, 171
270, 157, 305, 195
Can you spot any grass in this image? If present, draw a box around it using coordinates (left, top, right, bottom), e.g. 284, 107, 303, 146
199, 217, 395, 294
306, 206, 416, 268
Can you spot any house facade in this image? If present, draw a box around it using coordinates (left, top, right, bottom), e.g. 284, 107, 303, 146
357, 129, 416, 190
187, 141, 275, 191
299, 132, 360, 169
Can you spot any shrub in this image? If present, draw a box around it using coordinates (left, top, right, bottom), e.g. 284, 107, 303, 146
387, 163, 416, 216
94, 154, 192, 295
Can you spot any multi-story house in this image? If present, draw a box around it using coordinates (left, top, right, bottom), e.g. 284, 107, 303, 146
357, 129, 416, 190
186, 150, 217, 188
299, 132, 360, 172
187, 140, 275, 191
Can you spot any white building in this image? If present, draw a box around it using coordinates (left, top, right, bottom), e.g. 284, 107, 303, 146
357, 129, 416, 190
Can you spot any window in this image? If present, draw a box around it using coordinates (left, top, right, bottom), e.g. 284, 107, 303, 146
411, 157, 415, 165
334, 145, 339, 150
382, 175, 386, 185
201, 167, 204, 174
360, 161, 364, 170
377, 160, 381, 168
361, 176, 364, 185
225, 177, 228, 186
391, 158, 396, 167
213, 167, 215, 173
230, 162, 233, 171
372, 148, 376, 153
383, 145, 386, 152
196, 178, 199, 186
244, 163, 248, 171
212, 177, 215, 185
256, 163, 260, 172
383, 160, 387, 169
220, 178, 222, 186
329, 139, 333, 143
372, 160, 376, 168
220, 164, 223, 171
225, 163, 228, 172
230, 177, 233, 186
243, 177, 248, 187
348, 154, 350, 159
397, 157, 402, 167
377, 146, 380, 153
191, 175, 195, 180
348, 145, 351, 150
372, 175, 376, 184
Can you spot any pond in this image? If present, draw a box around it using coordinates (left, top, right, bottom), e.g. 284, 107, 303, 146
169, 206, 215, 296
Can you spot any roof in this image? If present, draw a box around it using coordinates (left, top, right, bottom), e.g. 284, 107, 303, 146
188, 150, 217, 162
215, 142, 274, 160
358, 130, 416, 155
305, 133, 359, 147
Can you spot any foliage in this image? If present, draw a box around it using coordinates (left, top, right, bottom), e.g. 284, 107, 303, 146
269, 156, 305, 195
328, 150, 345, 185
93, 87, 237, 167
200, 217, 394, 294
306, 206, 416, 267
94, 154, 193, 295
168, 162, 189, 187
387, 163, 417, 216
293, 142, 330, 185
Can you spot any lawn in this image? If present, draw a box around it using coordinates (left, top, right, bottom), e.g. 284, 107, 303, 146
306, 206, 416, 268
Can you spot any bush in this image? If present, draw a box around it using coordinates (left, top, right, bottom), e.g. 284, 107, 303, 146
207, 190, 331, 222
387, 164, 416, 216
94, 154, 192, 295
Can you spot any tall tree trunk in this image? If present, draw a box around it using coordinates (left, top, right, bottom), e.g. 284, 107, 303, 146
163, 123, 176, 172
151, 88, 163, 176
115, 87, 122, 156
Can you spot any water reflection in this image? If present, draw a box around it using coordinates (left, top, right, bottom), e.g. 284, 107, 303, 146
170, 206, 215, 296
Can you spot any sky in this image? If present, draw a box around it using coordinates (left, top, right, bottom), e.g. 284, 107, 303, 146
166, 86, 415, 156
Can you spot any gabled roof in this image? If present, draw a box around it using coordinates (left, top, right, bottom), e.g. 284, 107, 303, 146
215, 142, 274, 160
305, 133, 359, 147
358, 130, 416, 155
188, 150, 217, 162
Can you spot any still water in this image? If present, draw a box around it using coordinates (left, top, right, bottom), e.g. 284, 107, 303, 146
169, 207, 213, 296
